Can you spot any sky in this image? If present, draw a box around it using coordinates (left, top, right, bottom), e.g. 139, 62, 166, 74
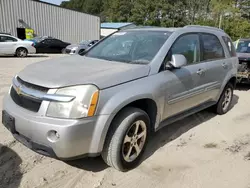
41, 0, 68, 5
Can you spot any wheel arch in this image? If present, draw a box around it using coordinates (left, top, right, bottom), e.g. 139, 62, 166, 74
228, 76, 236, 89
91, 97, 159, 154
216, 76, 236, 102
15, 46, 28, 53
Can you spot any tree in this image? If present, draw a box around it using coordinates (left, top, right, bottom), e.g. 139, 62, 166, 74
60, 0, 250, 40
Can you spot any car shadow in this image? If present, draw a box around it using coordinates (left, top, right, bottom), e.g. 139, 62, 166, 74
236, 83, 250, 91
66, 156, 108, 172
66, 95, 239, 172
229, 94, 239, 110
142, 94, 239, 164
0, 55, 49, 58
143, 110, 216, 162
0, 144, 23, 188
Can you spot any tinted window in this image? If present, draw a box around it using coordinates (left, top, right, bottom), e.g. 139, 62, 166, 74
41, 39, 50, 44
54, 39, 63, 44
169, 34, 200, 64
222, 36, 236, 57
201, 34, 225, 61
0, 36, 18, 42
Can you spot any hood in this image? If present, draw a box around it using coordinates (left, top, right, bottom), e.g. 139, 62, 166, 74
66, 44, 80, 49
17, 55, 150, 89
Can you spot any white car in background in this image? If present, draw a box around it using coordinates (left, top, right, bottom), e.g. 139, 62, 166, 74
0, 34, 36, 57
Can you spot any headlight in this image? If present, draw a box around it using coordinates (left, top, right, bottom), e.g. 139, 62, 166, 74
71, 47, 77, 52
46, 85, 99, 119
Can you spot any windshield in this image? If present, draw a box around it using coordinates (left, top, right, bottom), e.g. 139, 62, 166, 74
236, 40, 250, 53
85, 30, 171, 64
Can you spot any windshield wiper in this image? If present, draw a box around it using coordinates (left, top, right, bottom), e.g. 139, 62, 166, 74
128, 59, 150, 64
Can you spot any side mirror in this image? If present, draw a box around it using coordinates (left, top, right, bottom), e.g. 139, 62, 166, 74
168, 54, 187, 69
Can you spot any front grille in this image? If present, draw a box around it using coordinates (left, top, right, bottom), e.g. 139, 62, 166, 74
10, 77, 49, 112
10, 87, 41, 112
16, 77, 48, 92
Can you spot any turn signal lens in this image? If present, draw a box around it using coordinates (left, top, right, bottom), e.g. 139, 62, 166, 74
87, 91, 99, 117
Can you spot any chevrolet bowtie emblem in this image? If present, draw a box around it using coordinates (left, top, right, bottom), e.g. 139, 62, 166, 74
16, 85, 22, 95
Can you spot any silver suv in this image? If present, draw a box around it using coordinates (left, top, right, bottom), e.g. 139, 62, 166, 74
2, 25, 238, 171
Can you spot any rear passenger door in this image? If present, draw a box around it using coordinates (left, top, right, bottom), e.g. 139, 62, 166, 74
200, 33, 228, 101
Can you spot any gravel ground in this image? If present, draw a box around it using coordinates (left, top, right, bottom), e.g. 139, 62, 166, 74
1, 54, 250, 188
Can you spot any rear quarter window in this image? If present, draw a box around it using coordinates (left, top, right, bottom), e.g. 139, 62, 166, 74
222, 36, 237, 57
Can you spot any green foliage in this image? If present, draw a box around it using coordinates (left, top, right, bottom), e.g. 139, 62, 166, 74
60, 0, 250, 40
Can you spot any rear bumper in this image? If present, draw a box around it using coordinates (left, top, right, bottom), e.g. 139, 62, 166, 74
2, 94, 108, 159
28, 47, 36, 54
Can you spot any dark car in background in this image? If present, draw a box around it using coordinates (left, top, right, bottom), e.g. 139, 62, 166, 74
24, 36, 53, 45
64, 40, 99, 55
35, 38, 70, 53
235, 38, 250, 83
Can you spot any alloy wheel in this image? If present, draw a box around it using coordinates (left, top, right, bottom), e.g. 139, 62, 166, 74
222, 87, 232, 112
122, 120, 147, 162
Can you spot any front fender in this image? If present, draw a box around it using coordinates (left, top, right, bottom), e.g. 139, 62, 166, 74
89, 78, 163, 153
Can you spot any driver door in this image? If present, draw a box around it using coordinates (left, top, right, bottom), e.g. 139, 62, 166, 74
162, 33, 208, 119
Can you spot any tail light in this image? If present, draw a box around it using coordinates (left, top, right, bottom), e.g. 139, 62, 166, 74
31, 43, 34, 47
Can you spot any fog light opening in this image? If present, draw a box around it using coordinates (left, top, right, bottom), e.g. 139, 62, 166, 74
47, 130, 60, 142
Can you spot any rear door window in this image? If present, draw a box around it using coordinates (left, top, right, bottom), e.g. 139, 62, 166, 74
222, 36, 236, 57
201, 34, 225, 61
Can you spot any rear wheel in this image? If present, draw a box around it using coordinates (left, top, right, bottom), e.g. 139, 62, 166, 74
215, 83, 234, 115
16, 48, 28, 57
102, 107, 150, 171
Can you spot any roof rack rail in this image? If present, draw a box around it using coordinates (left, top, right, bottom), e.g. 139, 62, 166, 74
184, 25, 225, 32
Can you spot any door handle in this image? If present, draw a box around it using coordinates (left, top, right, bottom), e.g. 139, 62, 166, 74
197, 69, 205, 75
222, 62, 228, 69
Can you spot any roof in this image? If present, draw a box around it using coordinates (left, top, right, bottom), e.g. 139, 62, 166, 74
0, 33, 14, 37
126, 27, 180, 32
101, 22, 135, 29
126, 25, 226, 34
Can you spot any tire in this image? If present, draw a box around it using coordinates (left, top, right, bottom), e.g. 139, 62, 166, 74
215, 82, 234, 115
61, 48, 66, 54
16, 48, 28, 57
102, 107, 150, 171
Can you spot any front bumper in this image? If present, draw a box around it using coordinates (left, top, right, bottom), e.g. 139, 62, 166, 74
2, 94, 102, 159
64, 48, 76, 55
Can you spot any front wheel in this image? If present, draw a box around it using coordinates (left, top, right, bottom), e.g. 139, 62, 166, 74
102, 107, 150, 171
78, 49, 85, 55
215, 83, 234, 115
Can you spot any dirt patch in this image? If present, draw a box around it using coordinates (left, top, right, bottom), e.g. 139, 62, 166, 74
204, 143, 218, 149
244, 152, 250, 160
225, 136, 250, 154
0, 144, 23, 188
